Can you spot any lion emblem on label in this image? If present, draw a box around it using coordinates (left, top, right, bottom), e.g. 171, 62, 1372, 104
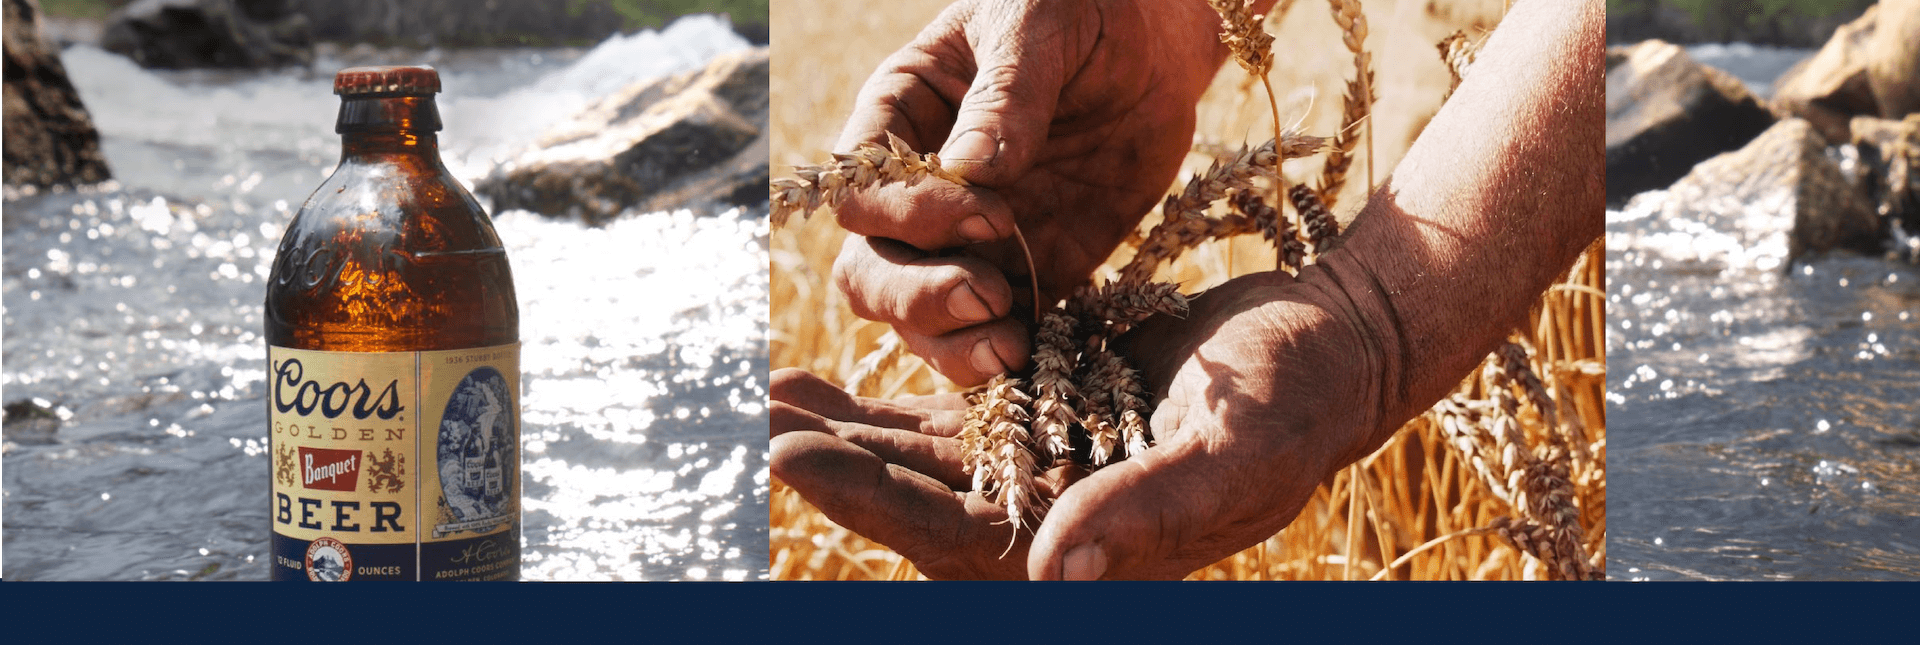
305, 537, 353, 581
434, 367, 515, 537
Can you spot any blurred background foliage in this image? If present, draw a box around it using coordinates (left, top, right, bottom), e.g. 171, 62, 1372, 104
1606, 0, 1875, 44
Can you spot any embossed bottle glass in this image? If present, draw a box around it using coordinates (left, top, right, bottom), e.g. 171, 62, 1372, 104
266, 66, 520, 581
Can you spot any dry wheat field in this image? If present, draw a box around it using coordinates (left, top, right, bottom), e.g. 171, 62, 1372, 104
769, 0, 1605, 580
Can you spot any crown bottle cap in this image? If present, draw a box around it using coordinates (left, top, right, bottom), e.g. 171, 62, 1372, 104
333, 66, 442, 96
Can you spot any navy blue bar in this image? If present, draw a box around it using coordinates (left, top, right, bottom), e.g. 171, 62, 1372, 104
4, 580, 1915, 640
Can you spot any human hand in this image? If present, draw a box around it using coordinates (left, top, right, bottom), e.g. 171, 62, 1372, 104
771, 269, 1389, 580
824, 0, 1235, 386
774, 0, 1605, 580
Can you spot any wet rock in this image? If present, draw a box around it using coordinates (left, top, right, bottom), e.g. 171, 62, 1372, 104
39, 15, 104, 49
3, 399, 61, 446
3, 0, 113, 188
729, 18, 767, 45
1656, 118, 1881, 267
475, 46, 768, 225
1605, 44, 1630, 71
1866, 0, 1920, 120
1606, 40, 1777, 206
290, 0, 764, 47
1846, 115, 1920, 258
101, 0, 312, 69
293, 0, 624, 47
1771, 3, 1892, 144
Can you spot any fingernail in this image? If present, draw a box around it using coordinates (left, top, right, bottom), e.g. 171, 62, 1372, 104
947, 282, 993, 324
1062, 543, 1107, 581
945, 130, 998, 163
969, 338, 1008, 377
956, 215, 999, 242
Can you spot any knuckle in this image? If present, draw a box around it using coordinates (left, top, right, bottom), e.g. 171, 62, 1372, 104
768, 368, 819, 404
830, 249, 883, 321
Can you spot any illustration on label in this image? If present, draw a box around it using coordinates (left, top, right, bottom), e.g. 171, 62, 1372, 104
433, 366, 515, 538
306, 537, 354, 581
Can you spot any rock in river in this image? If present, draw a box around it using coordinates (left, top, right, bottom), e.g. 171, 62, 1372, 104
3, 0, 113, 188
101, 0, 313, 69
1846, 115, 1920, 260
475, 46, 768, 225
1769, 1, 1920, 144
1866, 0, 1920, 121
1606, 40, 1777, 206
1638, 118, 1883, 267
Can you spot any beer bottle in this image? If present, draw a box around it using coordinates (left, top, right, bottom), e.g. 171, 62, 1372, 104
266, 66, 520, 581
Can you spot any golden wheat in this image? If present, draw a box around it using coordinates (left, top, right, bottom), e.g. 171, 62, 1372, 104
770, 0, 1601, 581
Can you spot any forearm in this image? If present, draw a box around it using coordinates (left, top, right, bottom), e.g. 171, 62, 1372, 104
1314, 0, 1604, 460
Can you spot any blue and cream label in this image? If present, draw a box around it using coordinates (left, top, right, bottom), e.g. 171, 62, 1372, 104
268, 343, 520, 581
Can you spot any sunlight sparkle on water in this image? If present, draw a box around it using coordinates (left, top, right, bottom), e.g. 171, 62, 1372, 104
4, 21, 767, 580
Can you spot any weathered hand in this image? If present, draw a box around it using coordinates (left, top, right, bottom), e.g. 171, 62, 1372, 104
771, 269, 1387, 580
775, 0, 1606, 580
826, 0, 1232, 386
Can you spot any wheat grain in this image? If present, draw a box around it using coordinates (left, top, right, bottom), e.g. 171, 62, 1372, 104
1316, 0, 1374, 209
843, 329, 908, 397
1437, 29, 1491, 102
770, 132, 969, 228
1067, 282, 1190, 331
1212, 0, 1275, 78
1118, 134, 1325, 286
1497, 340, 1561, 431
1030, 311, 1081, 462
1325, 0, 1374, 191
1289, 183, 1339, 261
772, 0, 1601, 581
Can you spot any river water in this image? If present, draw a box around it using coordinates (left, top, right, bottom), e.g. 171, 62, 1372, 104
2, 16, 769, 581
1608, 45, 1920, 580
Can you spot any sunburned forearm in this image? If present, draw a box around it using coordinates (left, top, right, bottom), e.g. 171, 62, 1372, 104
1314, 0, 1603, 460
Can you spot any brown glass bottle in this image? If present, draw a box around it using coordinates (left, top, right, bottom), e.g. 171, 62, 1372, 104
266, 66, 520, 581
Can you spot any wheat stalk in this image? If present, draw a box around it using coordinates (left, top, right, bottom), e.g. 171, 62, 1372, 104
842, 329, 907, 396
1438, 30, 1480, 100
770, 132, 968, 228
1326, 0, 1374, 191
956, 375, 1050, 542
1029, 311, 1081, 461
772, 0, 1599, 581
1212, 0, 1283, 147
1423, 339, 1597, 580
1118, 134, 1326, 286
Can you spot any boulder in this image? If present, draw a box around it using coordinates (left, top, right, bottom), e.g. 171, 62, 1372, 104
475, 47, 769, 225
1606, 40, 1777, 206
1605, 44, 1631, 72
1772, 4, 1888, 144
2, 399, 60, 446
288, 0, 765, 48
1847, 115, 1920, 240
291, 0, 627, 47
1867, 0, 1920, 120
101, 0, 312, 69
1653, 119, 1882, 267
3, 0, 113, 188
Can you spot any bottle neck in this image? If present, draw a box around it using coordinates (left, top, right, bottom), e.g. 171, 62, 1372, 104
337, 95, 441, 156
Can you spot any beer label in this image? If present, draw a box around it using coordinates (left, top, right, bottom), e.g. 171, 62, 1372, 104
268, 343, 520, 581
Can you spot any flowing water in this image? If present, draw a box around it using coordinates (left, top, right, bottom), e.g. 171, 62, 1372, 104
1607, 46, 1920, 581
2, 16, 769, 581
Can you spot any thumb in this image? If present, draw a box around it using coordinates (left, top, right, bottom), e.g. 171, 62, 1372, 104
1026, 437, 1255, 581
939, 6, 1072, 186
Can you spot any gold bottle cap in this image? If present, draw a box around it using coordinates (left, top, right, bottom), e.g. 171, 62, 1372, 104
334, 66, 442, 96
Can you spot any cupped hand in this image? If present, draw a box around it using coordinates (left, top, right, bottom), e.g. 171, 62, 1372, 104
770, 268, 1389, 580
826, 0, 1230, 386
